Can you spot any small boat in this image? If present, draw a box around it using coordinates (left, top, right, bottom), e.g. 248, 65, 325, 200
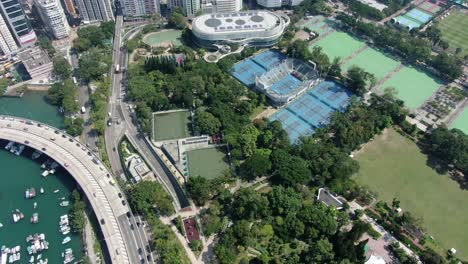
49, 169, 55, 174
9, 144, 16, 153
37, 254, 42, 260
60, 201, 69, 207
29, 255, 34, 263
14, 145, 25, 156
5, 141, 14, 150
0, 222, 3, 228
41, 170, 49, 177
31, 150, 42, 160
53, 189, 59, 193
30, 213, 39, 224
25, 188, 36, 199
62, 237, 71, 244
34, 202, 37, 209
40, 187, 44, 194
59, 197, 66, 200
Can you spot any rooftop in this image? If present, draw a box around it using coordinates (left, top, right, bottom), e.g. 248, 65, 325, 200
17, 47, 51, 71
193, 10, 282, 34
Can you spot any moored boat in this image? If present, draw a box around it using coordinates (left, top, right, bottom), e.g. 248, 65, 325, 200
4, 141, 14, 150
62, 237, 71, 244
59, 201, 69, 207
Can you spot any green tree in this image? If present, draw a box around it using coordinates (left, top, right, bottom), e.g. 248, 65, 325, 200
186, 176, 211, 206
195, 109, 221, 135
345, 66, 373, 95
232, 188, 270, 220
240, 149, 272, 181
70, 189, 86, 233
52, 56, 72, 80
0, 78, 10, 94
303, 238, 335, 263
64, 117, 84, 136
168, 8, 186, 29
128, 181, 174, 216
271, 149, 311, 187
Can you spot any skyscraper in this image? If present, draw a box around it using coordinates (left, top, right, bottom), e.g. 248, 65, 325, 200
121, 0, 160, 17
256, 0, 304, 7
34, 0, 70, 39
212, 0, 242, 12
74, 0, 114, 22
182, 0, 199, 16
0, 13, 18, 55
0, 0, 37, 47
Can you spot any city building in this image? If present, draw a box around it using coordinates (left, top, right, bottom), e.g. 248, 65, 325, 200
167, 0, 183, 10
126, 155, 154, 183
200, 0, 242, 13
17, 46, 53, 79
121, 0, 160, 17
34, 0, 70, 39
182, 0, 200, 16
192, 10, 290, 48
0, 14, 18, 55
0, 0, 37, 47
74, 0, 114, 22
256, 0, 305, 8
63, 0, 77, 16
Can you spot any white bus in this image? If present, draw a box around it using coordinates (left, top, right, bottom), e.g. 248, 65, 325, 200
115, 64, 120, 73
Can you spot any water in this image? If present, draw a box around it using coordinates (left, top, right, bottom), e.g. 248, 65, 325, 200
0, 91, 83, 263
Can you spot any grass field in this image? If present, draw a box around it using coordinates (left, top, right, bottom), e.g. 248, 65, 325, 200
153, 110, 191, 141
187, 147, 230, 179
343, 48, 401, 80
143, 30, 182, 47
379, 66, 442, 109
309, 31, 366, 60
451, 107, 468, 134
437, 9, 468, 56
354, 128, 468, 260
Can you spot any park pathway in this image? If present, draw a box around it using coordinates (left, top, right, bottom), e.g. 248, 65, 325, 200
339, 45, 369, 66
371, 64, 404, 93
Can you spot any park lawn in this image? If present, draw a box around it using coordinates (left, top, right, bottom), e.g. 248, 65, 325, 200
354, 128, 468, 260
451, 107, 468, 134
309, 31, 366, 60
187, 147, 229, 180
379, 66, 442, 109
437, 10, 468, 56
343, 48, 401, 80
153, 110, 191, 141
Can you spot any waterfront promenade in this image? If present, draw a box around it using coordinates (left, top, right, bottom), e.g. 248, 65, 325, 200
0, 115, 132, 264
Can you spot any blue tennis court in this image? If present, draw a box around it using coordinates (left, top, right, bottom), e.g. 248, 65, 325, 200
270, 74, 303, 96
251, 50, 285, 70
406, 8, 433, 23
394, 7, 434, 29
270, 81, 354, 142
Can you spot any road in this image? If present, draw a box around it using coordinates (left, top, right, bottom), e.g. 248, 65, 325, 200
0, 116, 131, 264
104, 16, 190, 210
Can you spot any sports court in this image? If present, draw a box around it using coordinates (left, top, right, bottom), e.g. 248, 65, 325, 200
451, 107, 468, 134
392, 0, 441, 30
231, 50, 285, 87
309, 31, 366, 60
270, 81, 354, 142
142, 30, 182, 47
379, 67, 442, 109
302, 16, 336, 35
152, 110, 191, 141
343, 48, 401, 80
186, 147, 230, 179
437, 9, 468, 56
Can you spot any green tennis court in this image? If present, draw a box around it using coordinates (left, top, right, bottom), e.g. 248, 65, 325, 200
153, 110, 191, 141
379, 67, 442, 109
187, 147, 230, 179
143, 30, 182, 47
451, 107, 468, 134
437, 10, 468, 56
343, 48, 401, 80
309, 31, 366, 60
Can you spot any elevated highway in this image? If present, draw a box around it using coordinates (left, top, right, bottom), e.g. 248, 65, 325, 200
0, 115, 132, 264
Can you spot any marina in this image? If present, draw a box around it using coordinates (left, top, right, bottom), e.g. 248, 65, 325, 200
0, 92, 83, 264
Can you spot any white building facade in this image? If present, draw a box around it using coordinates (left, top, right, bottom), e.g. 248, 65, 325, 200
0, 14, 18, 55
0, 0, 37, 47
75, 0, 114, 22
121, 0, 160, 17
256, 0, 305, 8
34, 0, 70, 39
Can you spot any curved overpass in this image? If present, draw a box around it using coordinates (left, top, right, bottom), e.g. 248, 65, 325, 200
0, 115, 130, 264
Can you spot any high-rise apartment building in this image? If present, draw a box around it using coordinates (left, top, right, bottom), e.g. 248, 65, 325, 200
121, 0, 160, 17
212, 0, 242, 12
182, 0, 199, 16
74, 0, 114, 22
0, 13, 18, 55
256, 0, 304, 8
0, 0, 37, 47
34, 0, 70, 39
63, 0, 77, 16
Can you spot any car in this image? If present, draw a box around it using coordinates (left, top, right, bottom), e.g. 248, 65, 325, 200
130, 224, 135, 230
64, 163, 69, 167
136, 222, 141, 227
126, 211, 131, 218
62, 134, 66, 138
24, 140, 29, 144
146, 255, 151, 261
54, 130, 59, 134
118, 193, 122, 198
121, 200, 126, 206
42, 148, 46, 151
100, 219, 105, 225
137, 248, 142, 254
69, 138, 73, 142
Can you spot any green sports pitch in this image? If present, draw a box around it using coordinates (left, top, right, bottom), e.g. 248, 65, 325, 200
437, 9, 468, 56
186, 147, 230, 179
152, 110, 191, 141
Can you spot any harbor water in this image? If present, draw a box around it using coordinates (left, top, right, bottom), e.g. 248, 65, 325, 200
0, 91, 84, 263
